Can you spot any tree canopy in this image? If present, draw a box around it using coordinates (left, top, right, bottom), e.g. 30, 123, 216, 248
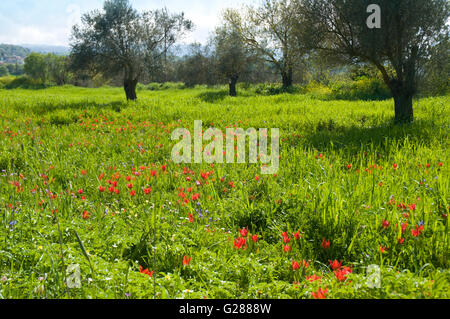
70, 0, 192, 100
299, 0, 450, 122
224, 0, 307, 89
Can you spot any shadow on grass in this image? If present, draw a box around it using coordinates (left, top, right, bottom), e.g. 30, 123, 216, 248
197, 90, 229, 103
30, 100, 127, 115
300, 118, 443, 155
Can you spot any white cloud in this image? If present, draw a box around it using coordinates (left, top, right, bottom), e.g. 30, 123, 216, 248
0, 0, 255, 46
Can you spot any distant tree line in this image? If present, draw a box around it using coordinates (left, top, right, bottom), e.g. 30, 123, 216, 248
3, 0, 448, 123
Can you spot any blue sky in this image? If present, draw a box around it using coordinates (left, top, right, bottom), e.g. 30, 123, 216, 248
0, 0, 255, 46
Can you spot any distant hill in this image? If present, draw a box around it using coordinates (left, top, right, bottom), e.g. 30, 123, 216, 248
0, 44, 30, 64
21, 44, 70, 56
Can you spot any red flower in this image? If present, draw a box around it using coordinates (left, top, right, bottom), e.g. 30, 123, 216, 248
393, 163, 398, 170
127, 183, 133, 189
411, 227, 422, 237
347, 164, 352, 170
282, 231, 290, 243
329, 259, 342, 270
161, 165, 167, 172
144, 187, 152, 195
301, 259, 310, 269
78, 189, 84, 195
306, 274, 322, 282
130, 190, 135, 197
82, 211, 90, 220
292, 259, 309, 271
183, 256, 191, 266
398, 238, 405, 245
239, 227, 249, 238
397, 222, 408, 234
98, 186, 105, 192
139, 266, 154, 278
321, 238, 330, 250
312, 287, 328, 299
334, 266, 352, 282
380, 244, 388, 253
234, 237, 247, 250
409, 203, 416, 211
188, 214, 194, 223
251, 234, 259, 243
283, 245, 291, 253
382, 219, 390, 228
294, 231, 301, 240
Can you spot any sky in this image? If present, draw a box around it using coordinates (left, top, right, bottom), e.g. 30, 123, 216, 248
0, 0, 256, 47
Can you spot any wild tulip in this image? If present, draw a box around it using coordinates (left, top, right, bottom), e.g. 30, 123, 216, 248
329, 259, 342, 270
183, 256, 191, 266
234, 237, 247, 250
321, 238, 330, 250
312, 287, 328, 299
306, 274, 322, 282
282, 231, 290, 243
239, 227, 249, 238
382, 219, 390, 228
334, 266, 352, 282
139, 266, 154, 278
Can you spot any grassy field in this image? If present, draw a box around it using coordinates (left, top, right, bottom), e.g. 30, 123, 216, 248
0, 85, 448, 299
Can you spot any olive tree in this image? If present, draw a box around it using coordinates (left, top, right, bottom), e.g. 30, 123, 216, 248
224, 0, 307, 88
70, 0, 192, 100
213, 25, 253, 96
300, 0, 449, 123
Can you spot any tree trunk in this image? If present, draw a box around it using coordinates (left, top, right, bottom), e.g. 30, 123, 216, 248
229, 76, 238, 97
389, 80, 414, 123
281, 68, 293, 89
124, 79, 138, 101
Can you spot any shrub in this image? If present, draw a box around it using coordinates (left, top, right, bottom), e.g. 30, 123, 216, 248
0, 75, 51, 89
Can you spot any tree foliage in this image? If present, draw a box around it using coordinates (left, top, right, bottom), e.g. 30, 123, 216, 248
224, 0, 307, 88
70, 0, 192, 100
213, 24, 254, 96
299, 0, 450, 122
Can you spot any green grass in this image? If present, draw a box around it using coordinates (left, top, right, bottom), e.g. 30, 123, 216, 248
0, 85, 449, 299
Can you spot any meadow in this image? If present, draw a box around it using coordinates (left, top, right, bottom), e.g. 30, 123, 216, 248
0, 85, 448, 299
